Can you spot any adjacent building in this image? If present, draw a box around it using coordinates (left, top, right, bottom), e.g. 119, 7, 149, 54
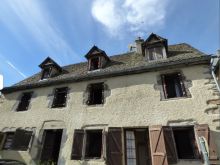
0, 33, 219, 165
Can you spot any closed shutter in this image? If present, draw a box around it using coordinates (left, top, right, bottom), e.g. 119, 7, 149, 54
163, 127, 178, 164
177, 73, 186, 97
12, 129, 33, 150
71, 129, 84, 160
149, 125, 168, 165
195, 124, 219, 164
0, 132, 6, 150
161, 75, 168, 99
107, 128, 123, 165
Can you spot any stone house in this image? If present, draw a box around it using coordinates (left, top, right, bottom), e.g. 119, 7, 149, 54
0, 33, 219, 165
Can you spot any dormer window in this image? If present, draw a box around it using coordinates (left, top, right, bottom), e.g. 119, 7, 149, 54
147, 46, 164, 61
90, 57, 100, 71
39, 57, 62, 80
142, 33, 168, 62
41, 67, 51, 80
85, 46, 110, 71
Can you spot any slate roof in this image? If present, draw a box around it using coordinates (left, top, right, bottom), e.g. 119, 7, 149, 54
1, 43, 210, 94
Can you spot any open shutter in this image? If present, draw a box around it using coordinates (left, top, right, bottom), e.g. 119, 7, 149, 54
177, 73, 186, 97
86, 85, 92, 105
149, 125, 168, 165
195, 124, 219, 164
0, 132, 6, 150
107, 128, 123, 165
12, 129, 32, 150
161, 75, 168, 99
71, 129, 84, 160
101, 83, 105, 104
163, 127, 178, 164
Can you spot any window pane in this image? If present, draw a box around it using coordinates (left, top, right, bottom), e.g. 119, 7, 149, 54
17, 92, 32, 111
52, 87, 68, 108
148, 48, 154, 61
155, 47, 163, 59
126, 131, 136, 165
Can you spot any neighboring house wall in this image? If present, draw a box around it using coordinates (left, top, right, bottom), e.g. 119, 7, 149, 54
0, 65, 219, 165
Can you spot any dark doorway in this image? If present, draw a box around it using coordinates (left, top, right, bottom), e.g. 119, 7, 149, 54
40, 129, 63, 165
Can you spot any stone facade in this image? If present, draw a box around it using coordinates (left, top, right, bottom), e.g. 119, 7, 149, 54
0, 64, 219, 165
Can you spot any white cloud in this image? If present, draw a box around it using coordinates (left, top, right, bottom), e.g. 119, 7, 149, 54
0, 0, 82, 64
92, 0, 169, 37
6, 61, 26, 78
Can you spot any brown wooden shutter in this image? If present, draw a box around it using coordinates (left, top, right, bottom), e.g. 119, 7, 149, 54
161, 75, 168, 99
177, 73, 187, 97
107, 128, 123, 165
86, 85, 92, 105
0, 132, 6, 150
101, 83, 105, 104
71, 129, 84, 160
163, 127, 178, 164
195, 124, 219, 164
149, 125, 168, 165
12, 129, 32, 150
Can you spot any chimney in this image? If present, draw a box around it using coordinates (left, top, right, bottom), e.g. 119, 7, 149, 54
135, 37, 144, 55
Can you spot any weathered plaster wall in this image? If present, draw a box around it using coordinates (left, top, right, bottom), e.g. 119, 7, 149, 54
0, 65, 219, 165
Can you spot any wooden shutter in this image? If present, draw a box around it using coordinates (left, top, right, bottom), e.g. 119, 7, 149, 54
149, 125, 168, 165
163, 127, 178, 164
107, 128, 123, 165
161, 75, 168, 99
195, 124, 219, 164
177, 73, 187, 97
71, 129, 84, 160
0, 132, 6, 150
86, 85, 92, 105
12, 129, 33, 150
101, 83, 105, 104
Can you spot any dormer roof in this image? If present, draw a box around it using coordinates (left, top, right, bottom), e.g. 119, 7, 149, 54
145, 33, 168, 49
39, 57, 62, 72
85, 46, 110, 61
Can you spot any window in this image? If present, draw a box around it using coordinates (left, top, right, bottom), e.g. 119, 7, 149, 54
87, 83, 104, 105
162, 73, 186, 99
16, 92, 33, 112
125, 129, 151, 165
71, 129, 103, 160
41, 67, 51, 80
90, 57, 100, 71
52, 87, 68, 108
85, 130, 102, 158
164, 126, 199, 163
3, 132, 15, 150
173, 127, 197, 159
2, 130, 32, 151
147, 47, 164, 61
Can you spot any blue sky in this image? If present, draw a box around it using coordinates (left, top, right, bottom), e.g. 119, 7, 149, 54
0, 0, 219, 87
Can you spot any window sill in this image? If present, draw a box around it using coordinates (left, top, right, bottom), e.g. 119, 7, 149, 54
161, 96, 191, 101
86, 104, 104, 107
88, 69, 101, 73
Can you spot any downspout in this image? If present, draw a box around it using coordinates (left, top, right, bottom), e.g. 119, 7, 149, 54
211, 56, 220, 93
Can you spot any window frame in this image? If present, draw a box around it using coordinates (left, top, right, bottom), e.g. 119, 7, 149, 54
89, 57, 101, 71
41, 67, 52, 80
51, 87, 68, 108
71, 129, 105, 160
16, 92, 33, 112
87, 83, 104, 106
146, 46, 165, 61
161, 72, 187, 100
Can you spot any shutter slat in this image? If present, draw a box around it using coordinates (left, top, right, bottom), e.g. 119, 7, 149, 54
71, 129, 84, 160
107, 128, 123, 165
149, 125, 168, 165
163, 126, 178, 164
